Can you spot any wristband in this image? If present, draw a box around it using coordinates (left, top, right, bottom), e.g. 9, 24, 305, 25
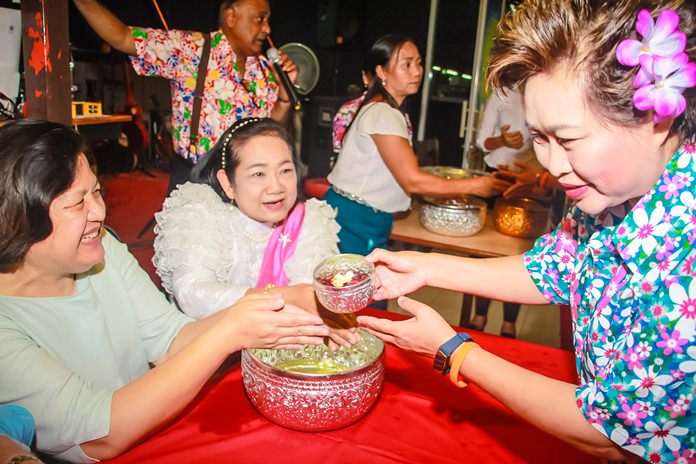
449, 342, 479, 388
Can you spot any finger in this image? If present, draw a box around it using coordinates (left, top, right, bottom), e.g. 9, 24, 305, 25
241, 292, 285, 305
359, 326, 398, 346
275, 344, 305, 350
278, 335, 325, 346
279, 305, 324, 324
366, 248, 390, 263
356, 314, 404, 334
327, 339, 339, 351
396, 296, 433, 318
239, 296, 287, 314
500, 124, 510, 133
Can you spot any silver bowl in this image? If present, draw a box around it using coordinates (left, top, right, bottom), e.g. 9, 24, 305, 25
312, 254, 375, 313
420, 165, 490, 179
241, 330, 385, 431
419, 195, 487, 237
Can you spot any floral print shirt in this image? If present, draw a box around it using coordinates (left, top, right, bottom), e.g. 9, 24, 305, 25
524, 140, 696, 463
129, 28, 279, 162
332, 93, 414, 152
332, 94, 365, 152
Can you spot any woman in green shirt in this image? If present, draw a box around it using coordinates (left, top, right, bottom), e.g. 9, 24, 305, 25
0, 120, 332, 463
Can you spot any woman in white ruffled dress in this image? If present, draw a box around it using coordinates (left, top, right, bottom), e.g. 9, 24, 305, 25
153, 118, 352, 344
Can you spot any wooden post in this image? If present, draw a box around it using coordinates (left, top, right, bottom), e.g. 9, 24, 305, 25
21, 0, 71, 125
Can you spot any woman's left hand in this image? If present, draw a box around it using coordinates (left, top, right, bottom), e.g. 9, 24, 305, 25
281, 283, 360, 349
357, 296, 456, 356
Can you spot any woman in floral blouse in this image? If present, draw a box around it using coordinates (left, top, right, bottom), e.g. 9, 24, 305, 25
357, 0, 696, 461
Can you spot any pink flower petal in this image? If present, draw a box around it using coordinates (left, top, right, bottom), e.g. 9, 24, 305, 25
653, 87, 685, 118
635, 9, 654, 39
665, 62, 696, 89
617, 39, 644, 66
633, 67, 651, 88
652, 53, 688, 79
651, 31, 686, 57
638, 54, 655, 74
652, 9, 680, 41
633, 84, 656, 111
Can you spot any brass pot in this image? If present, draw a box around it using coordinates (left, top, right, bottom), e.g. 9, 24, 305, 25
493, 197, 550, 238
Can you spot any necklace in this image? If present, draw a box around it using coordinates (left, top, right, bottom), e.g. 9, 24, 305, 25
242, 226, 275, 243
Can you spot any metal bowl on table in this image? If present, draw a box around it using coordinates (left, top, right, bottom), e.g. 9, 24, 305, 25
420, 165, 490, 179
241, 330, 385, 431
419, 195, 487, 237
313, 254, 375, 314
493, 197, 550, 238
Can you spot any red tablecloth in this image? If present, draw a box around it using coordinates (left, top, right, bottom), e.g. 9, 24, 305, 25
104, 310, 599, 464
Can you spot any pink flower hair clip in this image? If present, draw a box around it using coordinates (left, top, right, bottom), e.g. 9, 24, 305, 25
616, 9, 696, 122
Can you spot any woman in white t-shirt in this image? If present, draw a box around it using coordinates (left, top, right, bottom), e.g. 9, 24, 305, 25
326, 34, 512, 256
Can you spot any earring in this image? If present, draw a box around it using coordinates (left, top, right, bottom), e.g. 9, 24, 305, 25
381, 79, 387, 87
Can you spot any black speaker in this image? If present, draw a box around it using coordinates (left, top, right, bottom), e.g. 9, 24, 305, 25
316, 0, 339, 47
302, 95, 347, 178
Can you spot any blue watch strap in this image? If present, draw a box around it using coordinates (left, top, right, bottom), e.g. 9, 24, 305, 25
433, 332, 474, 375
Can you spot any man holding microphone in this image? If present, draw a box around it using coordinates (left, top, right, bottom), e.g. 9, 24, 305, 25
73, 0, 298, 191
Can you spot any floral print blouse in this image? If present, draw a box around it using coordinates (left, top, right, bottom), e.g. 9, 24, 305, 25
332, 93, 414, 153
524, 140, 696, 463
129, 28, 279, 162
332, 94, 365, 152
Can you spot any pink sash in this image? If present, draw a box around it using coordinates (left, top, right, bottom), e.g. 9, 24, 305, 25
256, 203, 305, 288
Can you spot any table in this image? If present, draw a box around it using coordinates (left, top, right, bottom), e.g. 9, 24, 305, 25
390, 209, 534, 258
390, 210, 535, 326
104, 310, 597, 464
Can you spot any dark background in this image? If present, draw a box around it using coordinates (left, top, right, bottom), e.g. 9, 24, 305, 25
12, 0, 484, 173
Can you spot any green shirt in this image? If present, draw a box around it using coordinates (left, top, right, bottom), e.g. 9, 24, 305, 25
0, 233, 193, 462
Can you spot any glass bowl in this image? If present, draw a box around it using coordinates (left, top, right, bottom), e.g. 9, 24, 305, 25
241, 330, 385, 431
312, 254, 375, 313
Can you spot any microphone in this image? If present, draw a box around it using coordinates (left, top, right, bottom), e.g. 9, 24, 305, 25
266, 47, 301, 111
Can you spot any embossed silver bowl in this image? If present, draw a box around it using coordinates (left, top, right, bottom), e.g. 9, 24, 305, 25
419, 195, 487, 237
312, 254, 375, 314
241, 330, 385, 431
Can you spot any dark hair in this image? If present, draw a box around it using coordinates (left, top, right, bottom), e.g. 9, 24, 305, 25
363, 34, 416, 111
487, 0, 696, 141
191, 117, 300, 202
343, 34, 416, 139
0, 119, 87, 272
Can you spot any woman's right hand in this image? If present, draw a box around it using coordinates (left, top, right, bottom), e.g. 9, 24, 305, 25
466, 175, 511, 197
222, 293, 330, 350
366, 249, 428, 300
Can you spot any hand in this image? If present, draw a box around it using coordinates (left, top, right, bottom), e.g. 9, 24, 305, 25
466, 175, 511, 197
500, 161, 550, 199
318, 310, 361, 351
499, 124, 524, 149
357, 296, 456, 357
281, 283, 361, 350
365, 249, 428, 300
275, 50, 298, 94
221, 293, 330, 350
